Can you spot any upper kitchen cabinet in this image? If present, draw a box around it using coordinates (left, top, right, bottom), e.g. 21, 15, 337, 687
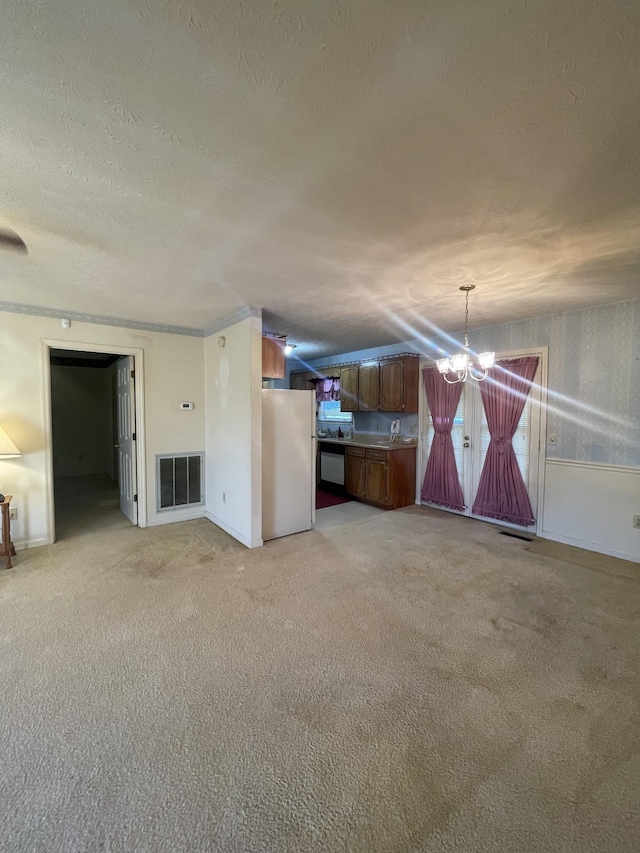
358, 362, 380, 410
290, 370, 311, 390
262, 337, 286, 379
339, 354, 419, 413
380, 356, 419, 413
339, 365, 359, 411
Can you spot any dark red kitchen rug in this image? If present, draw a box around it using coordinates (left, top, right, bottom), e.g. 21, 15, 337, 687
316, 489, 351, 510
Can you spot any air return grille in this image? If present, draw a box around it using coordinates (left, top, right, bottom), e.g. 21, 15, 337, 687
156, 453, 204, 511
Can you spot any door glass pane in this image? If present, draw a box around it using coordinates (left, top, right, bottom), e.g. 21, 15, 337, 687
478, 391, 532, 489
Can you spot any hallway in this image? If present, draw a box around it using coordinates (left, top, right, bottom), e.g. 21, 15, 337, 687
54, 474, 131, 541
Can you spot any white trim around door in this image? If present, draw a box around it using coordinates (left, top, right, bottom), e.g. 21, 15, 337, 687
41, 339, 147, 544
417, 347, 548, 536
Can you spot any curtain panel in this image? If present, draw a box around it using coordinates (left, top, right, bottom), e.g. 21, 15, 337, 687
421, 367, 465, 511
315, 378, 340, 403
471, 356, 539, 526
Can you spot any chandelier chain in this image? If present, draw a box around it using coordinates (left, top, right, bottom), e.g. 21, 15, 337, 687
464, 288, 470, 348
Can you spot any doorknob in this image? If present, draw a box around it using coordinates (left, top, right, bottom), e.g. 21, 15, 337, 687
464, 442, 470, 448
464, 435, 470, 440
114, 444, 121, 448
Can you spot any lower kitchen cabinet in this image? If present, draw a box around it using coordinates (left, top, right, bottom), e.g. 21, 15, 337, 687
345, 447, 365, 497
365, 458, 388, 503
345, 446, 416, 509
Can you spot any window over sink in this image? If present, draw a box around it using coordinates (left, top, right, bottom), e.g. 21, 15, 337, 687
318, 400, 353, 422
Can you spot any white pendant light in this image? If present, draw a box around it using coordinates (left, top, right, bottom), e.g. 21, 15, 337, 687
436, 285, 495, 383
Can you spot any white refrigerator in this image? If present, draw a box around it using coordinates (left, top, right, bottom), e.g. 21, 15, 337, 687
262, 389, 316, 541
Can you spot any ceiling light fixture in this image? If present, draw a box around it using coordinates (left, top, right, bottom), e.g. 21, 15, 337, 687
0, 227, 27, 254
263, 332, 297, 356
436, 285, 495, 383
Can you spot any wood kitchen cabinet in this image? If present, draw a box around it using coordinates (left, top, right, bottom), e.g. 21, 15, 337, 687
339, 365, 359, 411
380, 356, 419, 413
358, 362, 380, 410
339, 354, 419, 413
345, 445, 416, 509
262, 336, 286, 379
290, 371, 311, 390
345, 446, 365, 497
364, 452, 388, 503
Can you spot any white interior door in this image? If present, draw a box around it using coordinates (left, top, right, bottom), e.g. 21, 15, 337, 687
262, 389, 315, 541
422, 351, 544, 532
116, 356, 138, 525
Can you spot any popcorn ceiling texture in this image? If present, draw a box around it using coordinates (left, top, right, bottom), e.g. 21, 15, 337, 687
1, 0, 639, 356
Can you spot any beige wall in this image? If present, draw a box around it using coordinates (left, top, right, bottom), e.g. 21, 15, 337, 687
204, 316, 263, 548
0, 311, 205, 547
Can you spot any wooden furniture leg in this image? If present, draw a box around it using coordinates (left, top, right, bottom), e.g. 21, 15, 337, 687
1, 497, 15, 569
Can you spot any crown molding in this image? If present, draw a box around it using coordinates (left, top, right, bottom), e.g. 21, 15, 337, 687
0, 301, 205, 337
1, 301, 264, 338
204, 306, 262, 336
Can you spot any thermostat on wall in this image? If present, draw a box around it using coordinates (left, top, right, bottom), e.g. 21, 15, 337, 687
180, 402, 194, 411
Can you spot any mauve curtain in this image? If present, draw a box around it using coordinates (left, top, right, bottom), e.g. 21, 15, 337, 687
471, 356, 539, 526
421, 368, 465, 511
316, 378, 340, 402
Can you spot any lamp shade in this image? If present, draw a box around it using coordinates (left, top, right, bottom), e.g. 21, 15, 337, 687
0, 426, 21, 458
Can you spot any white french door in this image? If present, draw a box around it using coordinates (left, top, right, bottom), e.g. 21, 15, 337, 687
421, 349, 546, 533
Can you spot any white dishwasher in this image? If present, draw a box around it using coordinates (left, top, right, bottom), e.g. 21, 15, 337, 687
318, 442, 346, 486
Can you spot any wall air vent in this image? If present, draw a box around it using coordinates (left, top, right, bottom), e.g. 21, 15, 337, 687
156, 452, 204, 511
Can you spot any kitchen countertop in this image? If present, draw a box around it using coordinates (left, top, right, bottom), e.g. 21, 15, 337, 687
317, 435, 417, 451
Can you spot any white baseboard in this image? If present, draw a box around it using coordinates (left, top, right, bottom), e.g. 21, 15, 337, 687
539, 530, 637, 563
205, 511, 263, 549
542, 459, 640, 563
146, 507, 206, 527
14, 537, 52, 551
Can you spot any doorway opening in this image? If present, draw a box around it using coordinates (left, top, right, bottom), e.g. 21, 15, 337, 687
419, 348, 547, 535
47, 348, 140, 541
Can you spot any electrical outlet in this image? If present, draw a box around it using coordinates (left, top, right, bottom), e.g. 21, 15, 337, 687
9, 507, 17, 520
634, 515, 640, 529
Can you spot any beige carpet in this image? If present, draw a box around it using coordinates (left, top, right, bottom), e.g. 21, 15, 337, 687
1, 476, 639, 852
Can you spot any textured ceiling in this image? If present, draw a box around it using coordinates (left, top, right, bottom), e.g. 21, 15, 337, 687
1, 0, 639, 357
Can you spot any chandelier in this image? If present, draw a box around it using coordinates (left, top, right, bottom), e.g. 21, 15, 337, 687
436, 285, 495, 383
